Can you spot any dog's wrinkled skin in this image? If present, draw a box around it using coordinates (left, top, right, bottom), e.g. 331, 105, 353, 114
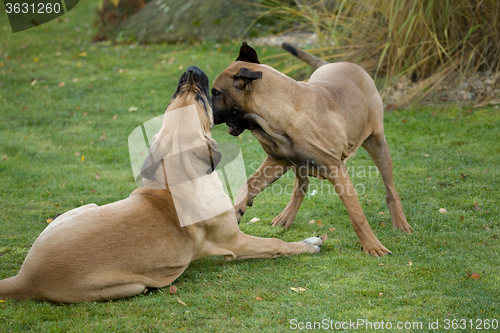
0, 66, 325, 303
212, 43, 412, 256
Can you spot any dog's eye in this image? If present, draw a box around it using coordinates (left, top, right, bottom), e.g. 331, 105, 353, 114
212, 89, 221, 97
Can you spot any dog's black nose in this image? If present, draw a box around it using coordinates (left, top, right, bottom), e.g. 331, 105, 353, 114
186, 66, 203, 76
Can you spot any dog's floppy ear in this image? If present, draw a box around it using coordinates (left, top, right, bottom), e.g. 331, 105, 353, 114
232, 67, 263, 91
236, 42, 260, 64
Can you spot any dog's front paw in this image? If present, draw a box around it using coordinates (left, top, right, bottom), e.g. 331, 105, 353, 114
301, 235, 327, 253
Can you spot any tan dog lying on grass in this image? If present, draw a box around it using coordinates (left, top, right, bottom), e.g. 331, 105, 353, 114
211, 43, 412, 256
0, 66, 326, 303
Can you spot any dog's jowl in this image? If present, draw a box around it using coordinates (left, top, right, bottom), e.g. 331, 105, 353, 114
212, 42, 413, 256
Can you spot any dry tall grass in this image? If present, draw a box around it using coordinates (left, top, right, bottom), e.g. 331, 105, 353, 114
259, 0, 500, 106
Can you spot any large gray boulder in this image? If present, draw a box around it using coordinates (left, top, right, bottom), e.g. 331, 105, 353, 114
118, 0, 268, 43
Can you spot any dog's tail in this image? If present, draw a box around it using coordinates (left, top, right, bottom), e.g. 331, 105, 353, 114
281, 42, 329, 69
0, 275, 34, 301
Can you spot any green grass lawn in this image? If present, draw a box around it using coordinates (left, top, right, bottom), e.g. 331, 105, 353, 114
1, 1, 500, 332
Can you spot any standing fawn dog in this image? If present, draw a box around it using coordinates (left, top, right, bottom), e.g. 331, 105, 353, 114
0, 66, 325, 303
211, 43, 412, 256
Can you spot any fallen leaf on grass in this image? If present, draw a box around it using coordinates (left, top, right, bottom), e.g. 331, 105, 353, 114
31, 79, 36, 86
255, 297, 263, 301
329, 227, 335, 232
408, 261, 413, 266
78, 52, 87, 57
34, 57, 39, 62
0, 300, 5, 303
379, 263, 384, 266
379, 292, 383, 296
460, 173, 469, 179
72, 78, 79, 83
169, 285, 177, 294
59, 82, 65, 87
470, 273, 481, 280
473, 202, 481, 210
290, 287, 306, 293
142, 288, 148, 294
46, 218, 53, 224
177, 299, 186, 305
247, 217, 260, 225
402, 119, 407, 123
74, 152, 81, 156
95, 172, 100, 180
438, 208, 447, 214
308, 220, 315, 224
423, 154, 429, 157
380, 222, 386, 227
315, 220, 323, 226
113, 114, 118, 121
99, 130, 107, 141
90, 189, 97, 194
81, 155, 85, 162
128, 106, 138, 112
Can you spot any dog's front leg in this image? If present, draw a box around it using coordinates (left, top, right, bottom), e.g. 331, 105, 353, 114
271, 167, 308, 228
234, 156, 291, 223
326, 162, 391, 256
223, 232, 327, 260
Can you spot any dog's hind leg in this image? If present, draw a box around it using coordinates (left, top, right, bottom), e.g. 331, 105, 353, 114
234, 156, 291, 223
272, 168, 308, 228
362, 134, 413, 233
326, 162, 391, 256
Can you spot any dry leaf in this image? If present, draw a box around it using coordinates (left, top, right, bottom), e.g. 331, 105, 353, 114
59, 82, 65, 87
379, 292, 383, 296
460, 173, 469, 179
31, 79, 37, 86
408, 261, 413, 266
33, 57, 39, 62
90, 189, 97, 194
0, 300, 5, 302
423, 154, 429, 157
290, 287, 306, 293
177, 299, 186, 305
329, 227, 335, 232
46, 218, 53, 224
78, 51, 87, 57
113, 114, 118, 121
74, 152, 80, 156
470, 273, 481, 280
402, 119, 407, 123
99, 130, 107, 141
95, 172, 100, 180
169, 285, 177, 294
378, 212, 384, 215
72, 78, 79, 83
460, 216, 464, 221
142, 288, 148, 294
308, 219, 315, 224
128, 106, 138, 112
380, 222, 386, 227
255, 297, 263, 301
315, 220, 323, 226
438, 208, 447, 214
247, 217, 260, 225
379, 263, 384, 266
473, 202, 481, 210
81, 155, 85, 162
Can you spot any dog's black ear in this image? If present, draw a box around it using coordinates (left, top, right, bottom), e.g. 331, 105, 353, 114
233, 68, 262, 91
236, 42, 260, 64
